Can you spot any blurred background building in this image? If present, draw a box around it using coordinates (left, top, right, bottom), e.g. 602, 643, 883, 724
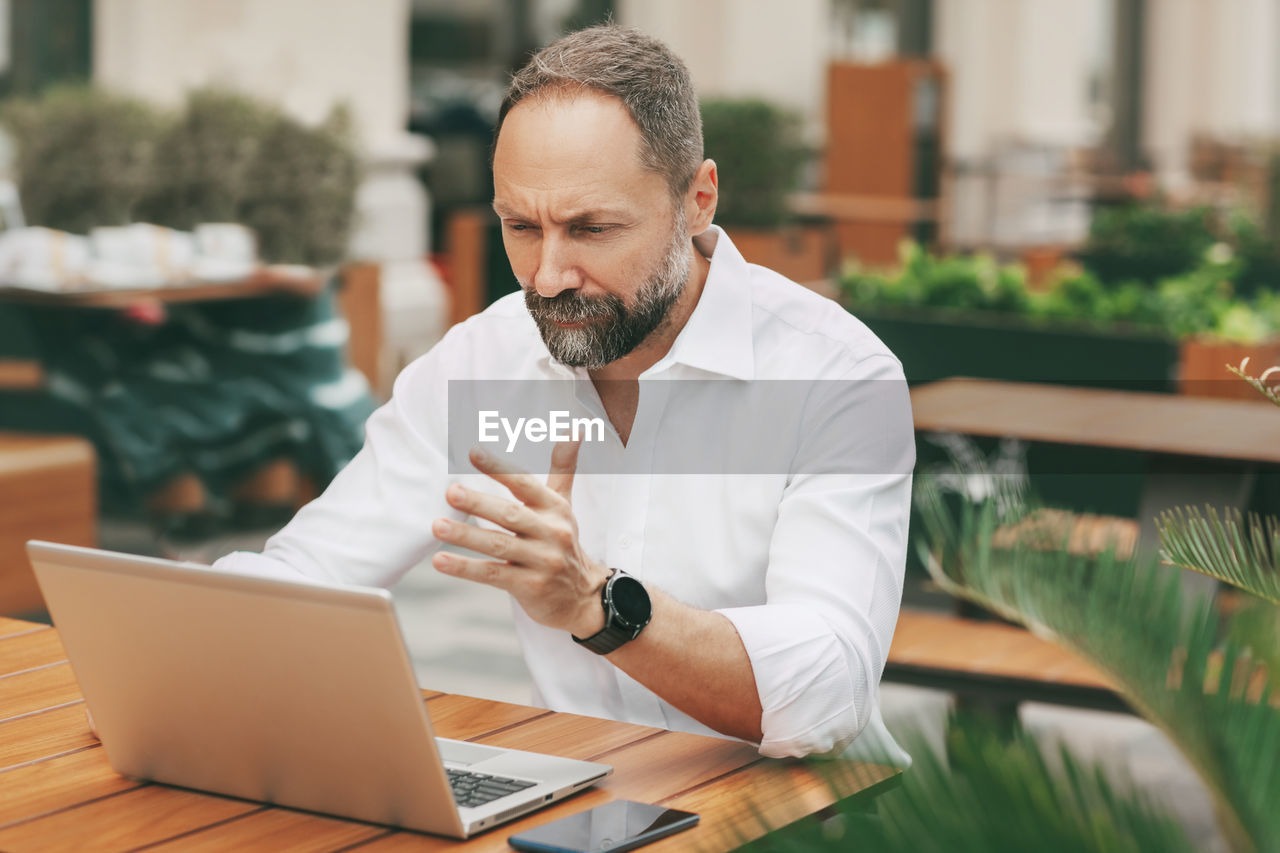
0, 1, 1275, 284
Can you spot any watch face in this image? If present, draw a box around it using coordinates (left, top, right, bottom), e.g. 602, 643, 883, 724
609, 575, 651, 628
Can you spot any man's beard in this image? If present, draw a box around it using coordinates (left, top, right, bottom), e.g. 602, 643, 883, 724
524, 213, 692, 369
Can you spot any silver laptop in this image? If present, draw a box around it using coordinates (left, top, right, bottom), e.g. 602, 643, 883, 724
26, 540, 611, 838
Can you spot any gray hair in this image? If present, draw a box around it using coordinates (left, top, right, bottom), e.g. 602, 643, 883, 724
495, 24, 703, 200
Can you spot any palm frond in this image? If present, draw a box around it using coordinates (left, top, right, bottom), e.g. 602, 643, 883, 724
914, 478, 1280, 853
1229, 359, 1280, 407
744, 721, 1198, 853
1158, 507, 1280, 605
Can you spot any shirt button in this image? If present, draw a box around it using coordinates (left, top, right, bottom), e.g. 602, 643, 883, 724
619, 535, 632, 549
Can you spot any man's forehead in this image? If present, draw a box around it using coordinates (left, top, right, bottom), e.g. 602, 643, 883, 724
494, 90, 643, 167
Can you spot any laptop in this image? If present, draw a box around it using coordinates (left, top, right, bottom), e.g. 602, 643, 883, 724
26, 540, 612, 838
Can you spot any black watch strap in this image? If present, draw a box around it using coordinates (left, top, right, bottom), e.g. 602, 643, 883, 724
574, 622, 641, 655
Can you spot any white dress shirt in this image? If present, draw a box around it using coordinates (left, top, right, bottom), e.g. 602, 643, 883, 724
215, 226, 915, 763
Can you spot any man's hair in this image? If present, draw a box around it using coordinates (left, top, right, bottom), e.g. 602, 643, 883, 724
496, 24, 703, 199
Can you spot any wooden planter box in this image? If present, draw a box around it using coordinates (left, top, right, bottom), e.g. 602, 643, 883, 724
724, 224, 838, 286
850, 305, 1180, 391
1178, 337, 1280, 402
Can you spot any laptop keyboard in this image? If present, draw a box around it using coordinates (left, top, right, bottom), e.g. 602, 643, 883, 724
446, 768, 538, 809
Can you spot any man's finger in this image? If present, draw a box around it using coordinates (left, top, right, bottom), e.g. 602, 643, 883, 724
432, 517, 536, 565
470, 446, 558, 508
445, 483, 541, 536
546, 440, 581, 500
432, 550, 513, 589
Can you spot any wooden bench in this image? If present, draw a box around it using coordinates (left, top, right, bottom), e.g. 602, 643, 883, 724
991, 509, 1139, 560
0, 433, 96, 616
885, 609, 1126, 713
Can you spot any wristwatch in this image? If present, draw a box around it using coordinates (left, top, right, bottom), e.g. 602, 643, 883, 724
572, 569, 652, 655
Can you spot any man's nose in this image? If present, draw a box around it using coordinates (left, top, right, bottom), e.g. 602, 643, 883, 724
532, 234, 580, 297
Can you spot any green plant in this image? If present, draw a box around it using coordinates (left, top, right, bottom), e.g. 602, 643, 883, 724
237, 103, 358, 266
840, 240, 1280, 344
843, 241, 1030, 315
1, 86, 360, 266
747, 723, 1199, 853
1075, 204, 1219, 285
700, 98, 805, 228
879, 365, 1280, 851
1, 86, 169, 233
135, 88, 279, 229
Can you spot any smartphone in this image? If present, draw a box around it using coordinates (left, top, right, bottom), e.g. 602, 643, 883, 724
508, 799, 699, 853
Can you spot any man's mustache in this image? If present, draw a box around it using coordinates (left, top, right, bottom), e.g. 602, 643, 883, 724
525, 289, 623, 324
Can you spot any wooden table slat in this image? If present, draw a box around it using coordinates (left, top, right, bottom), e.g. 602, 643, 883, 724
140, 805, 389, 853
0, 703, 93, 771
889, 610, 1114, 690
0, 618, 48, 639
0, 781, 260, 852
0, 628, 66, 678
653, 759, 900, 852
467, 708, 665, 761
0, 663, 82, 722
910, 378, 1280, 464
349, 724, 762, 852
424, 693, 552, 742
0, 747, 140, 829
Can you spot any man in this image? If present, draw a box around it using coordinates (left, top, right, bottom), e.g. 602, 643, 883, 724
216, 24, 914, 761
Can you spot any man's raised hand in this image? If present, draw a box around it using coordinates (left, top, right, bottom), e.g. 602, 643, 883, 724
431, 441, 609, 637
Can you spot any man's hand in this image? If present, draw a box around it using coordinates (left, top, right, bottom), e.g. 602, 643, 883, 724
431, 442, 611, 637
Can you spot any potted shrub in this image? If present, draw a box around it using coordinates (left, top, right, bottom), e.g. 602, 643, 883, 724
700, 97, 834, 284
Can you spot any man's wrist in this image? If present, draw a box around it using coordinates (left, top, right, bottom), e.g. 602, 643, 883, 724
568, 566, 610, 638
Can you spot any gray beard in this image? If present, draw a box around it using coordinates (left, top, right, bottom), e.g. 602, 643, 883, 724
524, 217, 693, 370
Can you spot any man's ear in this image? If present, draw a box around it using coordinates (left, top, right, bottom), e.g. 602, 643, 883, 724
685, 159, 718, 235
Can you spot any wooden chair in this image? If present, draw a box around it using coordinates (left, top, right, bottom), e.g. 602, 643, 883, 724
0, 432, 96, 617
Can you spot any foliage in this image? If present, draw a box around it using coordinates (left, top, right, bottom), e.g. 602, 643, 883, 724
135, 89, 279, 229
909, 478, 1280, 853
1158, 507, 1280, 605
1075, 204, 1219, 285
700, 98, 806, 228
842, 241, 1030, 315
237, 104, 359, 266
746, 722, 1199, 853
1, 86, 169, 233
0, 86, 360, 265
839, 239, 1280, 343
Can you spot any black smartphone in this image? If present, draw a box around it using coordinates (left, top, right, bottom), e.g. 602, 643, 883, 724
508, 799, 699, 853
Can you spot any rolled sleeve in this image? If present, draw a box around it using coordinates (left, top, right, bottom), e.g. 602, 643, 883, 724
718, 603, 865, 757
718, 356, 915, 759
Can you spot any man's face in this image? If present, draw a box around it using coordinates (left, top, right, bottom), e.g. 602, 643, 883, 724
492, 92, 693, 369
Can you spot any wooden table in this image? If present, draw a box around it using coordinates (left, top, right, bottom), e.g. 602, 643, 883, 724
910, 378, 1280, 465
910, 378, 1280, 568
0, 617, 898, 852
0, 268, 326, 310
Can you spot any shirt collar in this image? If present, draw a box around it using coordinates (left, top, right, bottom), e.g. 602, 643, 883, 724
644, 224, 755, 380
534, 224, 756, 380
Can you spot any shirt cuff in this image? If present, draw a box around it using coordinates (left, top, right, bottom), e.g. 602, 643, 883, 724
717, 603, 867, 759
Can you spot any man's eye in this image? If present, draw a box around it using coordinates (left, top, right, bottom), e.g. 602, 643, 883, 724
506, 223, 534, 233
577, 225, 609, 235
